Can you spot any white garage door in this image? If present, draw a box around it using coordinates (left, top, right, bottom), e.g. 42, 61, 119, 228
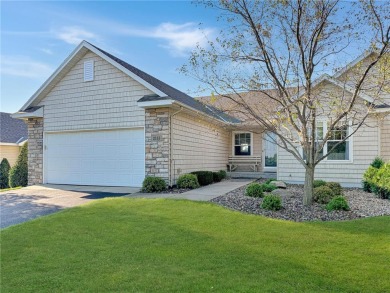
45, 128, 145, 187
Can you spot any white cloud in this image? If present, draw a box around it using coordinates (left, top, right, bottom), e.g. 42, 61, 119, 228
119, 22, 214, 56
54, 26, 99, 45
1, 56, 53, 79
40, 48, 54, 55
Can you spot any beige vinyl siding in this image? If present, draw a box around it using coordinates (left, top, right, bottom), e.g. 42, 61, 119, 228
171, 112, 229, 181
381, 114, 390, 161
38, 51, 153, 132
277, 117, 380, 187
0, 145, 21, 166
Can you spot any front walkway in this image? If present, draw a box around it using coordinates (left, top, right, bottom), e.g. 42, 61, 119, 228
129, 179, 254, 201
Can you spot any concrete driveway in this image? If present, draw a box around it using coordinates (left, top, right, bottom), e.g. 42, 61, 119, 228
0, 185, 139, 229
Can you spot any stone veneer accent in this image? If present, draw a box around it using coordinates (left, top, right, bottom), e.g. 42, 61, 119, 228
145, 108, 170, 183
27, 118, 44, 185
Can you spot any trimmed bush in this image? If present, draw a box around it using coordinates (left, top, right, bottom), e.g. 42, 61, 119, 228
261, 183, 277, 192
261, 194, 282, 211
326, 196, 350, 211
177, 174, 200, 189
326, 182, 343, 196
245, 183, 263, 198
313, 180, 327, 188
265, 178, 276, 185
370, 157, 384, 169
313, 186, 335, 204
213, 172, 223, 183
218, 170, 227, 180
141, 176, 166, 193
191, 171, 213, 186
0, 158, 11, 189
9, 143, 28, 188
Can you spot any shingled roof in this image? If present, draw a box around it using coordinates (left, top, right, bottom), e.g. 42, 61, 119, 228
0, 112, 28, 144
90, 43, 240, 124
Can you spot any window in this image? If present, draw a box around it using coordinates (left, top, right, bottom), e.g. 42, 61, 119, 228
234, 133, 251, 156
303, 121, 351, 161
84, 60, 94, 81
327, 124, 349, 160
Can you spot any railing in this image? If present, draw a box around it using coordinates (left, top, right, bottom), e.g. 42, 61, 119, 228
228, 156, 262, 172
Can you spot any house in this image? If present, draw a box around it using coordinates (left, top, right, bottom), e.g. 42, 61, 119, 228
12, 41, 390, 188
0, 112, 28, 166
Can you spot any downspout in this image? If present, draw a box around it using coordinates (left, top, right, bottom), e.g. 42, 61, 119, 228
169, 106, 184, 186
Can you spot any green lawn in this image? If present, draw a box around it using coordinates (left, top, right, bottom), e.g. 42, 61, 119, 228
1, 198, 389, 292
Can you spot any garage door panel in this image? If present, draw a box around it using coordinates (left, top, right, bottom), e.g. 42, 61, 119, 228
45, 129, 145, 187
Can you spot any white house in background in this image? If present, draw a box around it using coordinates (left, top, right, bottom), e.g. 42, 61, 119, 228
12, 41, 390, 187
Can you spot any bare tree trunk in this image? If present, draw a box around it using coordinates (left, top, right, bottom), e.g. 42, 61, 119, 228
303, 166, 315, 205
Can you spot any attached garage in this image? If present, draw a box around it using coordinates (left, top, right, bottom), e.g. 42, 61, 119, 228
44, 128, 145, 187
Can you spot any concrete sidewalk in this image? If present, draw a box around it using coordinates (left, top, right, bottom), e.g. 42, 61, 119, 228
129, 179, 253, 201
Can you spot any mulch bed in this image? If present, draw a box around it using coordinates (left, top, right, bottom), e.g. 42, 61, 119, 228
210, 180, 390, 222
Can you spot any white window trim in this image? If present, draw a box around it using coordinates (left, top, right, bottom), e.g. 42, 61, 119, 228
232, 131, 253, 157
300, 120, 353, 163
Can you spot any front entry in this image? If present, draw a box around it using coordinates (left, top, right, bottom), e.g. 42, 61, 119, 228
263, 132, 277, 172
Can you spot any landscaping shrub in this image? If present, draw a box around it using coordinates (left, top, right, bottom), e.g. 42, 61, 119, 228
177, 174, 200, 189
313, 180, 327, 188
261, 194, 282, 211
245, 183, 263, 198
265, 178, 276, 185
362, 166, 378, 192
313, 186, 335, 204
218, 170, 227, 180
326, 196, 350, 211
9, 143, 28, 188
261, 183, 277, 192
141, 176, 166, 193
213, 172, 223, 183
371, 163, 390, 199
191, 171, 214, 186
370, 157, 384, 169
326, 182, 343, 196
362, 162, 390, 199
0, 158, 11, 189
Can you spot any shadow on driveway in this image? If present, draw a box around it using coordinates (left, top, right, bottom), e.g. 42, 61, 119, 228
1, 185, 138, 229
1, 193, 63, 229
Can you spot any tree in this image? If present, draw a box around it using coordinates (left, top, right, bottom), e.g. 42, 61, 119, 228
9, 143, 28, 188
182, 0, 390, 205
0, 158, 11, 189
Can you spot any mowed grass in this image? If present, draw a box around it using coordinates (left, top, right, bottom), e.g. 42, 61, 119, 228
1, 198, 389, 292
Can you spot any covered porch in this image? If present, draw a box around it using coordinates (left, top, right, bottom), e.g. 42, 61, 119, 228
226, 126, 278, 177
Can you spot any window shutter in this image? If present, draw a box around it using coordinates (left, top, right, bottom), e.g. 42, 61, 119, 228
84, 60, 94, 81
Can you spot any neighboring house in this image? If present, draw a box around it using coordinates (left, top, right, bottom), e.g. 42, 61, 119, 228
0, 112, 28, 166
12, 41, 390, 187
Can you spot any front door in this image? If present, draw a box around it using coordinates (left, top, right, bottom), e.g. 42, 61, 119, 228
263, 132, 277, 172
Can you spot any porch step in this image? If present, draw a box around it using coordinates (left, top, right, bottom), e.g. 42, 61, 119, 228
227, 172, 277, 179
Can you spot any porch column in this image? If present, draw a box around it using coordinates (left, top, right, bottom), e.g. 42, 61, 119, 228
26, 118, 44, 185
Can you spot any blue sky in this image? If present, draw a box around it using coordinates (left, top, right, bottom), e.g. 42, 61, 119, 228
1, 1, 220, 113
